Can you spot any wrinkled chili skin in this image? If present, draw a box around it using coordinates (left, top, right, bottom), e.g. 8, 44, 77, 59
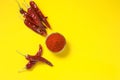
26, 61, 36, 69
24, 19, 47, 36
20, 8, 37, 26
26, 55, 53, 67
38, 57, 53, 66
19, 5, 47, 36
25, 45, 53, 69
30, 1, 51, 29
27, 7, 46, 29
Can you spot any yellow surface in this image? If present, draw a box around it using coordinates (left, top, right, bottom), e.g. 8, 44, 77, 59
0, 0, 120, 80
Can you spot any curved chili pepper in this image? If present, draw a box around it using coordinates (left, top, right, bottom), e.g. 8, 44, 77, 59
38, 57, 53, 66
19, 45, 53, 69
35, 44, 42, 57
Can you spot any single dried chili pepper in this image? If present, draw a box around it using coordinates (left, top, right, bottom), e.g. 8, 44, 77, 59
30, 1, 51, 29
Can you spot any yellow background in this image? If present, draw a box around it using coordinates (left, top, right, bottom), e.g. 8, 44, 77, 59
0, 0, 120, 80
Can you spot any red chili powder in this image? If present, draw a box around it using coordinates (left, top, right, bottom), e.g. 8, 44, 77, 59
46, 33, 66, 52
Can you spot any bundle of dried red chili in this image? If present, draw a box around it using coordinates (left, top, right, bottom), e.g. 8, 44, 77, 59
18, 1, 51, 36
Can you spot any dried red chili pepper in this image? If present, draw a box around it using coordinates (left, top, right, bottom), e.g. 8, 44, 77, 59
46, 33, 66, 52
24, 19, 47, 36
17, 1, 47, 36
27, 7, 46, 29
30, 1, 51, 29
26, 61, 36, 69
18, 45, 53, 70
